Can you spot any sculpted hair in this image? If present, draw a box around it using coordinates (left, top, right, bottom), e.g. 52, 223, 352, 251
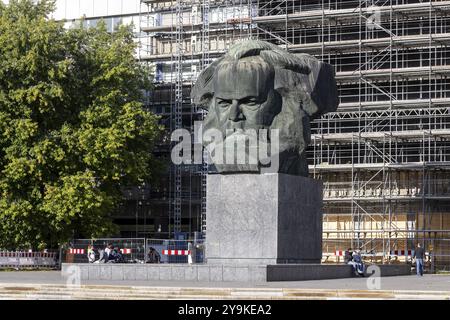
191, 40, 338, 119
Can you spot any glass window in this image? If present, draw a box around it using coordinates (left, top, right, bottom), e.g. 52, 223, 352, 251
154, 13, 161, 27
132, 15, 140, 33
112, 17, 123, 31
87, 19, 98, 28
161, 13, 173, 27
122, 16, 133, 27
105, 17, 113, 32
63, 21, 73, 29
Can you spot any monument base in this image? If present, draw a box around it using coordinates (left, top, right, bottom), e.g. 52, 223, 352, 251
206, 173, 323, 265
62, 263, 412, 282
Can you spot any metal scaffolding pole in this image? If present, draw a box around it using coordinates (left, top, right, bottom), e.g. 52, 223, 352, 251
172, 0, 184, 236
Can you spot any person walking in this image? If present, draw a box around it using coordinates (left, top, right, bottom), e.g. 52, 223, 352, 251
413, 243, 425, 276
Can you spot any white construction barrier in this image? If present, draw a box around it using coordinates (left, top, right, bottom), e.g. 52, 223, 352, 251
0, 251, 58, 268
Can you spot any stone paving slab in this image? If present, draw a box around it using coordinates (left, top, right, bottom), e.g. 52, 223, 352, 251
1, 270, 450, 292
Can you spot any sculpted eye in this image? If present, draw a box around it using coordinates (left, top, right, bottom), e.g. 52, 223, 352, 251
241, 98, 260, 109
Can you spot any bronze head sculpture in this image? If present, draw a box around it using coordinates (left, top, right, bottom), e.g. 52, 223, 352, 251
191, 40, 339, 176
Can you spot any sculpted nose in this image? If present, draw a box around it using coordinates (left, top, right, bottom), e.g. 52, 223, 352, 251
228, 100, 245, 122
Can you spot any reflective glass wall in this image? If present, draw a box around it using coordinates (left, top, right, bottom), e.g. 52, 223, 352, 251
51, 0, 141, 20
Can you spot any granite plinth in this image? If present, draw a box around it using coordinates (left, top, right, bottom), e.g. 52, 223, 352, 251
61, 263, 412, 282
206, 173, 323, 265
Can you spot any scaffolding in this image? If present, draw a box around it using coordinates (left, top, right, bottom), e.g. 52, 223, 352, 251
141, 0, 211, 238
200, 0, 210, 236
140, 0, 450, 266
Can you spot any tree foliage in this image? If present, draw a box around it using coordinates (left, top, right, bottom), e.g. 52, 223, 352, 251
0, 0, 163, 249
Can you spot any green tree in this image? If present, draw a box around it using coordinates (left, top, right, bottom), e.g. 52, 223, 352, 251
0, 0, 163, 250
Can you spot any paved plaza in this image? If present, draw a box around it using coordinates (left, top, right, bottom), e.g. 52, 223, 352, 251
0, 271, 450, 296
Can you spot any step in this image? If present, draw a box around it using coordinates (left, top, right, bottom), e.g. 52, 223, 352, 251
1, 284, 450, 300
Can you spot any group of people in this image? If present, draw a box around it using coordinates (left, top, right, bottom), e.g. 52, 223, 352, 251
344, 243, 427, 277
85, 244, 162, 264
87, 244, 124, 264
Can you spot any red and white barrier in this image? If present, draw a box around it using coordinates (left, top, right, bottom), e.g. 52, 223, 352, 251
390, 250, 414, 256
0, 251, 57, 258
69, 248, 132, 255
327, 250, 430, 258
162, 250, 191, 256
69, 249, 85, 255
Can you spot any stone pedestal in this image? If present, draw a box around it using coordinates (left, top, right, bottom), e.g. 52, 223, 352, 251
61, 263, 412, 282
206, 173, 323, 265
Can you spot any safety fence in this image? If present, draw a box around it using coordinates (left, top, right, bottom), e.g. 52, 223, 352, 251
65, 238, 205, 264
64, 238, 146, 263
64, 237, 450, 272
0, 251, 59, 269
429, 239, 450, 272
146, 239, 205, 264
322, 238, 450, 272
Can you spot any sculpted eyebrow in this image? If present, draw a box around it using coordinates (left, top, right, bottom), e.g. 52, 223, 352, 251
216, 98, 232, 103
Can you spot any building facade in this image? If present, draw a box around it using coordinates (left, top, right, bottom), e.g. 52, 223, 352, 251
40, 0, 450, 268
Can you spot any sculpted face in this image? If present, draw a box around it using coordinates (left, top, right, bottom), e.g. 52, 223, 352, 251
212, 57, 281, 135
191, 40, 339, 176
